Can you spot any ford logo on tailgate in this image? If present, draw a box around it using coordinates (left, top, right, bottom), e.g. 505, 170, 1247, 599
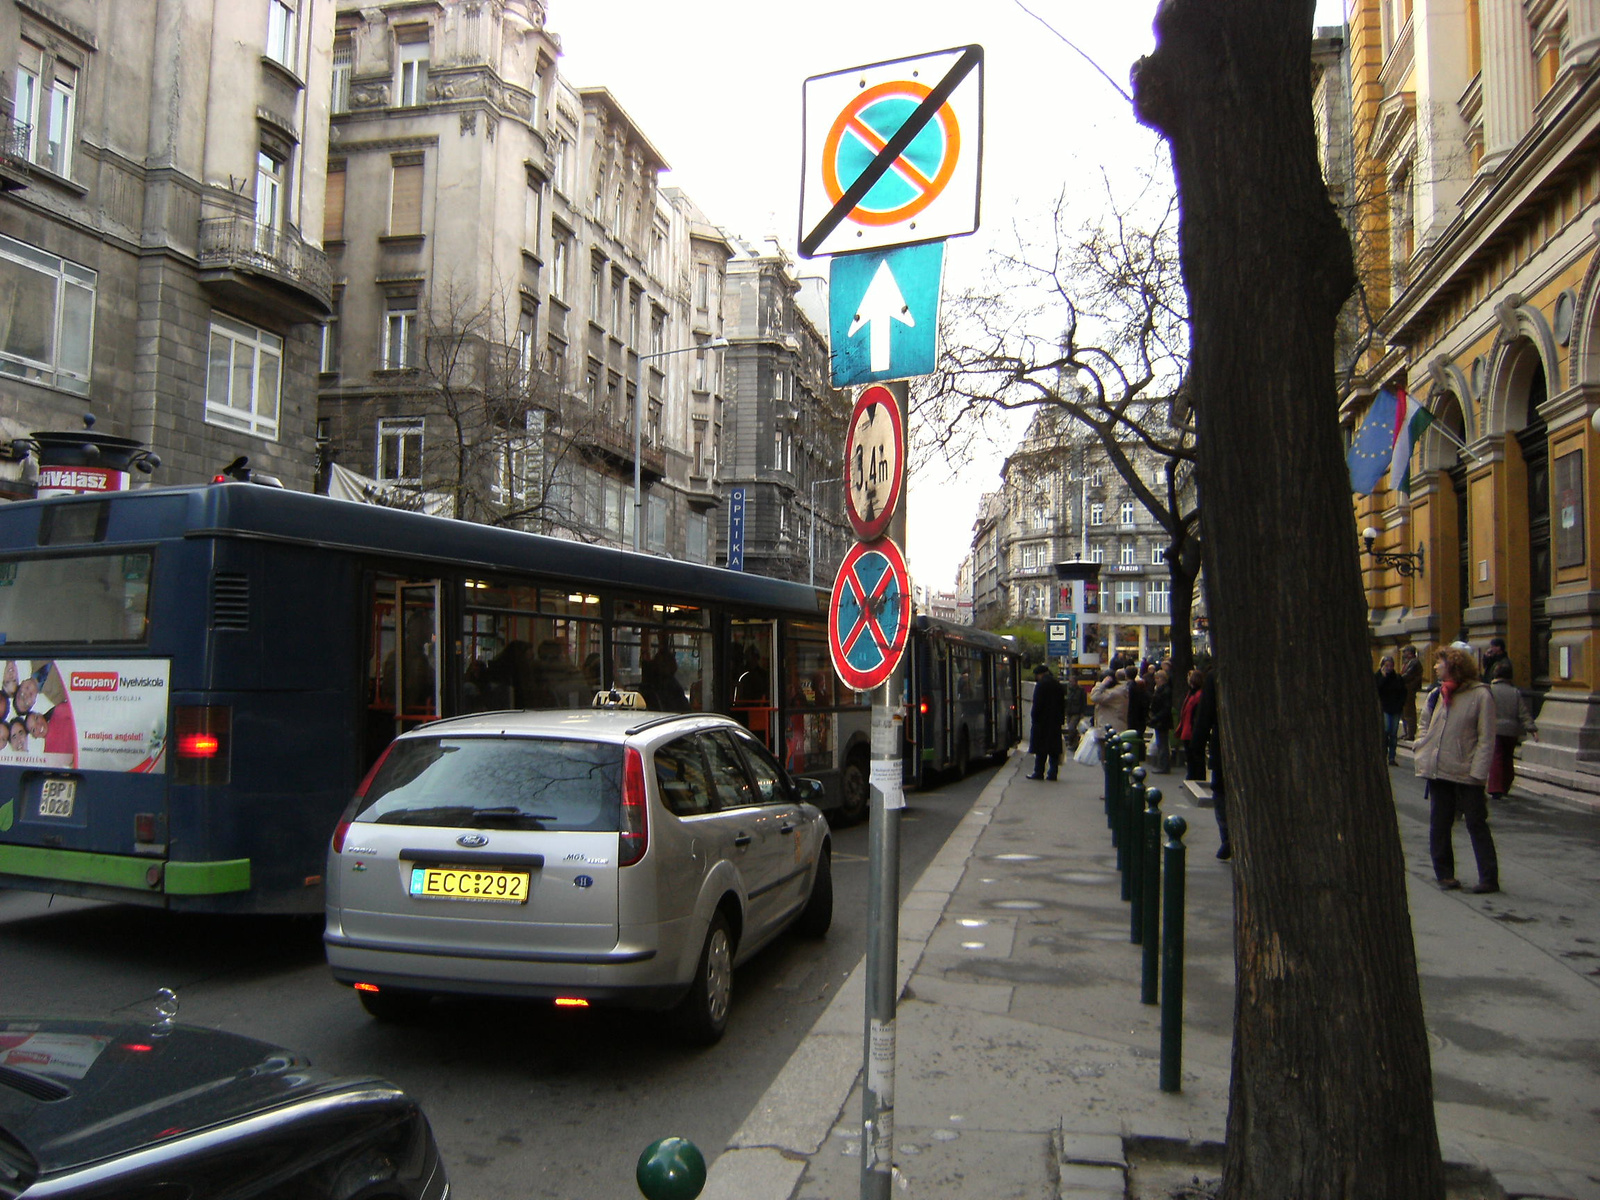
456, 834, 489, 848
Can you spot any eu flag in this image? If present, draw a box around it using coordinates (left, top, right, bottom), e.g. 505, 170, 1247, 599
1348, 389, 1399, 495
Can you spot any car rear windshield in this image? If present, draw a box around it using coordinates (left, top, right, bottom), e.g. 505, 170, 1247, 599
356, 736, 623, 832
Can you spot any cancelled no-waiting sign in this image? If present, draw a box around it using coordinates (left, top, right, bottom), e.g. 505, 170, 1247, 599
829, 538, 912, 692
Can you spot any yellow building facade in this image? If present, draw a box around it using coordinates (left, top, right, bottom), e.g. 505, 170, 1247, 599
1337, 0, 1600, 792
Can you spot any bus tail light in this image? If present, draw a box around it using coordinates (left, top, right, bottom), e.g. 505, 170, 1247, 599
173, 706, 231, 786
618, 747, 648, 867
134, 812, 159, 844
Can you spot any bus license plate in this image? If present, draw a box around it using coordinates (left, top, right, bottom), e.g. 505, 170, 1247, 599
410, 866, 529, 903
38, 780, 76, 819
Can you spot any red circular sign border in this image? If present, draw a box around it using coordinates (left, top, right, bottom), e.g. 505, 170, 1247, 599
828, 537, 912, 693
844, 385, 905, 542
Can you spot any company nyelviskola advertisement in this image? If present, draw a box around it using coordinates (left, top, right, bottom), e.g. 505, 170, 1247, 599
0, 659, 170, 773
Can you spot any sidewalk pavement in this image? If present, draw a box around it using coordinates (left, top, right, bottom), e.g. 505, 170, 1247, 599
701, 747, 1600, 1200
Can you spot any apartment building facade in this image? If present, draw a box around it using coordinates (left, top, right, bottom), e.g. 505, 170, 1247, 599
1, 0, 335, 492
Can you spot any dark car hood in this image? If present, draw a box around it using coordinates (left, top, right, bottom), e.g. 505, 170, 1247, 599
0, 1018, 381, 1179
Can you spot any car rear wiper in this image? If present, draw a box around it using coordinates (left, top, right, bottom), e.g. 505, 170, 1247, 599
465, 807, 558, 827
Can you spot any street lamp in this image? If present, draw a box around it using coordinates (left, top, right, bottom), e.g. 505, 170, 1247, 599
634, 336, 728, 552
1360, 526, 1425, 577
808, 476, 841, 587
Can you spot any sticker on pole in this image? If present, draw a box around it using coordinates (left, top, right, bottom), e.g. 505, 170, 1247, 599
844, 384, 905, 541
800, 45, 983, 258
829, 538, 912, 692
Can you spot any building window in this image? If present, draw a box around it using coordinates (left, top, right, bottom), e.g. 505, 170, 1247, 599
377, 416, 423, 482
320, 297, 340, 374
324, 162, 346, 240
589, 260, 603, 318
0, 233, 95, 395
1090, 545, 1104, 564
1089, 468, 1104, 487
205, 315, 282, 439
255, 150, 285, 230
552, 135, 572, 195
1090, 503, 1104, 525
14, 42, 77, 177
266, 0, 297, 70
1152, 545, 1166, 566
687, 511, 707, 563
546, 335, 567, 385
1148, 580, 1171, 615
1032, 503, 1050, 530
695, 264, 710, 311
1120, 543, 1136, 566
331, 37, 352, 112
551, 232, 569, 301
611, 270, 626, 331
1115, 581, 1141, 615
389, 158, 424, 235
383, 302, 417, 369
396, 40, 429, 107
1120, 500, 1135, 525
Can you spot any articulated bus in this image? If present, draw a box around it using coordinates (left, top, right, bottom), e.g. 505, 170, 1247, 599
0, 484, 1017, 915
903, 616, 1022, 789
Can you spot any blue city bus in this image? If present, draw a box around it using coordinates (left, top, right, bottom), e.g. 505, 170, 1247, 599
903, 615, 1022, 787
0, 484, 883, 914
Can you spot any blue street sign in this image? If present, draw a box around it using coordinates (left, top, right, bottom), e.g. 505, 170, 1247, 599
829, 241, 944, 387
727, 487, 746, 571
1047, 616, 1076, 659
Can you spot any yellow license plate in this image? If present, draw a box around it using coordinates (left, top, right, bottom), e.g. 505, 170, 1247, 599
409, 866, 529, 903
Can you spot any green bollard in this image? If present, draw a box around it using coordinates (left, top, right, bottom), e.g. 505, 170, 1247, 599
1101, 725, 1116, 819
1105, 728, 1121, 838
1126, 765, 1146, 915
1159, 814, 1188, 1093
637, 1136, 707, 1200
1141, 788, 1163, 1003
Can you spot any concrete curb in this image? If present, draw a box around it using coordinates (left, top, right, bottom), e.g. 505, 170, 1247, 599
699, 765, 1010, 1200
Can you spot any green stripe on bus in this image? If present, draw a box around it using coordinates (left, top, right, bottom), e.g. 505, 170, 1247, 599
0, 845, 251, 895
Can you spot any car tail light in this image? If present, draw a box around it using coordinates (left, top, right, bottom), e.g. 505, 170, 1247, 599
334, 743, 397, 854
353, 982, 380, 994
554, 997, 589, 1008
173, 706, 231, 786
619, 747, 648, 867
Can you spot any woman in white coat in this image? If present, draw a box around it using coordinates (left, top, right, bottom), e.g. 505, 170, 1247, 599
1413, 644, 1499, 894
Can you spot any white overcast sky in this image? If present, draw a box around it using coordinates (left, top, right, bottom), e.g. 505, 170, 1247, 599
552, 0, 1347, 592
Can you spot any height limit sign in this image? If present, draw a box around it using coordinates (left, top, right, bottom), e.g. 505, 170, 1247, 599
800, 45, 983, 259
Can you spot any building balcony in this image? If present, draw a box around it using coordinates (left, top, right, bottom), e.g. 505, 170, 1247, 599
561, 394, 665, 481
0, 113, 30, 191
197, 216, 333, 322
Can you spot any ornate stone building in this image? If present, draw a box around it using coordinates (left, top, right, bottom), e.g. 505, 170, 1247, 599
0, 0, 335, 491
1332, 0, 1600, 792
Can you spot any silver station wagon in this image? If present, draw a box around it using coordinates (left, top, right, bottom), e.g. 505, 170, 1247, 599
323, 709, 832, 1043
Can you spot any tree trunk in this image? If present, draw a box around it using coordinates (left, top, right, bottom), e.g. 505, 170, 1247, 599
1133, 4, 1444, 1198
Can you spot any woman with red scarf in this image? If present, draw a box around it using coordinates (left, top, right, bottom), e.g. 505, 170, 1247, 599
1413, 644, 1499, 893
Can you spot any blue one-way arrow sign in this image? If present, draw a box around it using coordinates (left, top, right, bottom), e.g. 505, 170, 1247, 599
829, 241, 944, 387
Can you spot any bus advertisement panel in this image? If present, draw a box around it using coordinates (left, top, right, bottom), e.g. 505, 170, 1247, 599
0, 658, 169, 773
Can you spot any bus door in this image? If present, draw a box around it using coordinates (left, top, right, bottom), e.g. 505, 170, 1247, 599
366, 578, 442, 758
730, 619, 777, 753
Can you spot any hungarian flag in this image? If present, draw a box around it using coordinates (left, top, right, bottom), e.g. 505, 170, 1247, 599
1388, 388, 1435, 495
1348, 389, 1399, 494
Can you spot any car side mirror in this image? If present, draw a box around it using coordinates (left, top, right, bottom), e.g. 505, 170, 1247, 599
794, 776, 825, 805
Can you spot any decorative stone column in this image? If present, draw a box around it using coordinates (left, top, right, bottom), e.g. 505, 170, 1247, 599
1478, 0, 1536, 172
1570, 0, 1600, 66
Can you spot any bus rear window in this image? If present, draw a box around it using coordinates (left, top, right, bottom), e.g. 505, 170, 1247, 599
0, 553, 152, 644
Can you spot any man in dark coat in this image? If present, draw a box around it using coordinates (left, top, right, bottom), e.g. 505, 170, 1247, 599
1027, 664, 1067, 781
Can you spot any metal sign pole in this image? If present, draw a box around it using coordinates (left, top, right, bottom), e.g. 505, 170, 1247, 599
861, 379, 909, 1200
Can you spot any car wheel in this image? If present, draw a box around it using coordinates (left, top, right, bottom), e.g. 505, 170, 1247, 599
357, 987, 431, 1023
675, 912, 734, 1046
795, 847, 832, 939
837, 753, 869, 825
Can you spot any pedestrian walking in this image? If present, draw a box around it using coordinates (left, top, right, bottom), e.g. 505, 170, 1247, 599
1486, 659, 1536, 800
1376, 654, 1407, 765
1127, 668, 1151, 739
1027, 664, 1067, 781
1178, 668, 1206, 781
1148, 669, 1173, 773
1414, 644, 1499, 894
1192, 668, 1230, 859
1062, 673, 1087, 751
1088, 669, 1130, 733
1481, 636, 1508, 683
1399, 644, 1423, 740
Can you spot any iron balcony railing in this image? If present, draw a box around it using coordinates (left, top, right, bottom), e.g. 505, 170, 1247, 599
197, 215, 333, 312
